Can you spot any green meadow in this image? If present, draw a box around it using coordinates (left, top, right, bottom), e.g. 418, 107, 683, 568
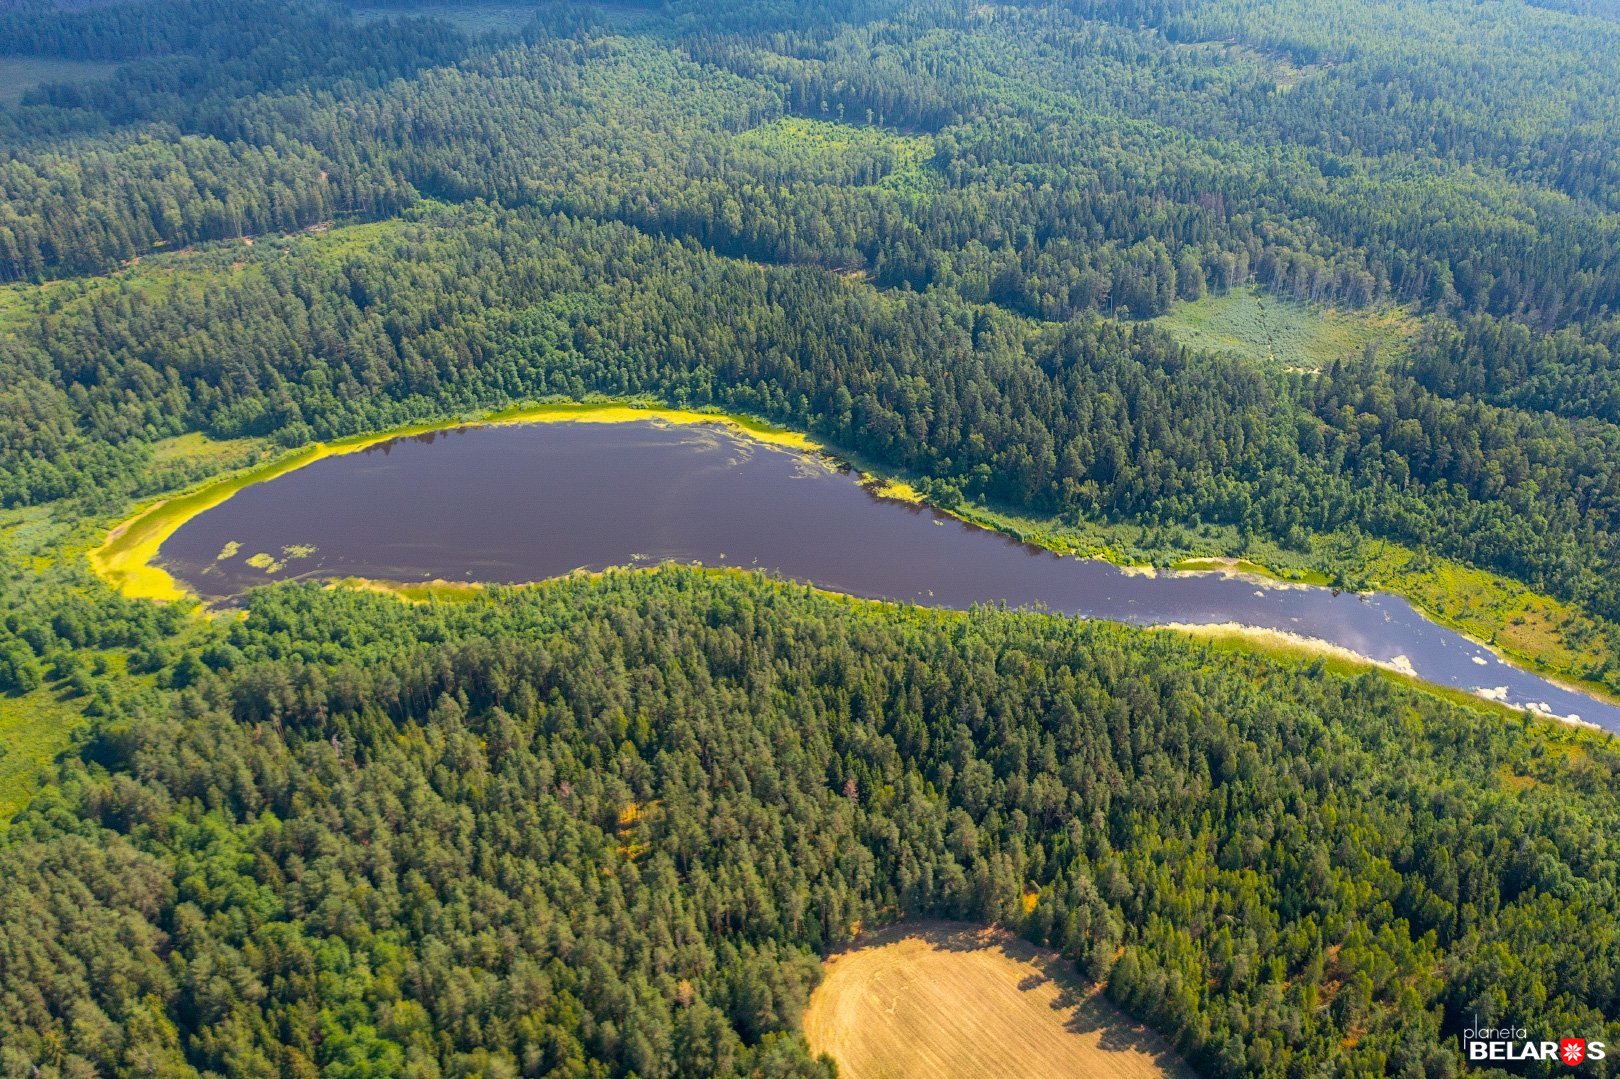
1152, 286, 1419, 370
733, 116, 941, 198
0, 56, 119, 105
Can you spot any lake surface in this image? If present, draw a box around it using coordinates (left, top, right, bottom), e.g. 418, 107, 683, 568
161, 420, 1620, 731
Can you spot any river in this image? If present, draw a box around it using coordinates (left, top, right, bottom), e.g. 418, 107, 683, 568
158, 420, 1620, 731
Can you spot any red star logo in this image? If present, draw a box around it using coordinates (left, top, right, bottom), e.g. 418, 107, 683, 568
1561, 1039, 1587, 1066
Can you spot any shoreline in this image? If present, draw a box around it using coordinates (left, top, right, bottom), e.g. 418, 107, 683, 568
1157, 620, 1601, 731
87, 400, 1620, 721
315, 568, 1612, 732
91, 401, 829, 602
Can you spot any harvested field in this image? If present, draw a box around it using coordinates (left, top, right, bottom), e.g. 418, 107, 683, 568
803, 922, 1191, 1078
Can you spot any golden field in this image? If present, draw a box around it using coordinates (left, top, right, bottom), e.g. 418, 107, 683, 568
803, 923, 1190, 1078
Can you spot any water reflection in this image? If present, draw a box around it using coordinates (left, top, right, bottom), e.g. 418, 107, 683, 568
160, 421, 1620, 732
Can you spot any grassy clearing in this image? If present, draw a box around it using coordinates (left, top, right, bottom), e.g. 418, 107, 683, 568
1189, 41, 1326, 92
2, 505, 70, 579
0, 650, 157, 824
0, 284, 35, 330
0, 217, 407, 326
148, 432, 251, 466
0, 684, 83, 823
803, 921, 1190, 1079
1152, 286, 1418, 371
0, 56, 120, 105
143, 432, 271, 495
348, 2, 540, 33
733, 117, 940, 197
294, 215, 409, 259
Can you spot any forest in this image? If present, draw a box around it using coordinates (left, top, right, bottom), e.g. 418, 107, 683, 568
2, 572, 1619, 1076
3, 0, 1620, 1074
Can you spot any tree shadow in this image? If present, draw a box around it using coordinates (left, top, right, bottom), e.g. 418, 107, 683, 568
832, 919, 1192, 1075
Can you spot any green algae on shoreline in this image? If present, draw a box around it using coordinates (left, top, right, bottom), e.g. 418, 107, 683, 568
92, 402, 824, 602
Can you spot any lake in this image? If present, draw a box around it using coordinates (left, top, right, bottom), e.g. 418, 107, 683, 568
160, 420, 1620, 731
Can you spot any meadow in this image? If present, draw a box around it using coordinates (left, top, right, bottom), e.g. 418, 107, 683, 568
1152, 286, 1418, 370
0, 56, 119, 105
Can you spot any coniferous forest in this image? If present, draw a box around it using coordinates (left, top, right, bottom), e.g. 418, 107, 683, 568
2, 0, 1620, 1074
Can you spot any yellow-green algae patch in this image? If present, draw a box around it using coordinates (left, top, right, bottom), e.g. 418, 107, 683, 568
92, 402, 825, 602
93, 442, 329, 601
863, 476, 925, 504
482, 400, 821, 451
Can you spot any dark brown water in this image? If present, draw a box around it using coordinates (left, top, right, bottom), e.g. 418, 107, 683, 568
161, 421, 1620, 731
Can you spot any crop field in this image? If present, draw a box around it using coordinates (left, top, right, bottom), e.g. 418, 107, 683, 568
803, 922, 1190, 1078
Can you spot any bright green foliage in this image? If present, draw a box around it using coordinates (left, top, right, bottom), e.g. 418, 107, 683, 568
0, 573, 1617, 1075
1152, 287, 1417, 371
4, 0, 1620, 1074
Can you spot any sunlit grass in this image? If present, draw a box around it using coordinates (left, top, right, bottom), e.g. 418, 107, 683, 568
0, 650, 152, 825
1153, 286, 1419, 371
1350, 540, 1619, 699
0, 686, 81, 823
0, 284, 34, 329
